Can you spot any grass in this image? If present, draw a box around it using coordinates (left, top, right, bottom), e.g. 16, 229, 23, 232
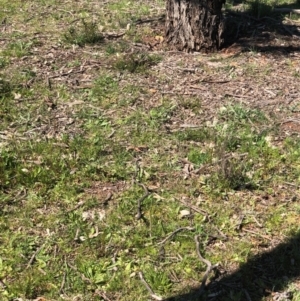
0, 0, 300, 300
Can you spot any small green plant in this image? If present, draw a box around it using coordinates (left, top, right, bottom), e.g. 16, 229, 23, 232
149, 103, 175, 126
64, 19, 103, 46
188, 149, 210, 165
0, 78, 12, 97
3, 41, 33, 57
0, 57, 8, 69
114, 53, 162, 73
213, 156, 257, 191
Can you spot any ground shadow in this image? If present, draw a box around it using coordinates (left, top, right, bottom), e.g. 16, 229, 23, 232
223, 1, 300, 54
164, 231, 300, 301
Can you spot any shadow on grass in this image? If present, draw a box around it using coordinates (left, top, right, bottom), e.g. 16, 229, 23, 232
223, 1, 300, 53
164, 231, 300, 300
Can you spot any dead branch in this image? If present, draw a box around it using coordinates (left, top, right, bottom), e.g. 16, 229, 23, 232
235, 214, 245, 231
252, 215, 263, 228
59, 271, 67, 294
95, 290, 113, 301
224, 93, 253, 99
66, 200, 85, 213
48, 69, 85, 79
74, 228, 80, 241
242, 228, 272, 241
135, 16, 164, 25
26, 243, 45, 269
158, 227, 195, 245
213, 226, 228, 240
179, 123, 202, 128
138, 271, 163, 301
194, 235, 219, 295
274, 8, 300, 14
175, 198, 209, 217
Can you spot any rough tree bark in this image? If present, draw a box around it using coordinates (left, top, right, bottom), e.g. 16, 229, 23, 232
165, 0, 225, 52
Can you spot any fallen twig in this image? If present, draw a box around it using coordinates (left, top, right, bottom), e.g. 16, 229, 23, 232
235, 214, 245, 230
48, 69, 85, 79
179, 123, 202, 128
161, 90, 203, 96
201, 79, 231, 84
138, 271, 163, 301
213, 226, 228, 240
135, 16, 164, 25
66, 200, 85, 213
252, 215, 263, 228
242, 228, 272, 241
224, 93, 253, 99
59, 257, 68, 294
274, 8, 300, 14
282, 181, 299, 188
176, 198, 208, 217
26, 243, 45, 269
59, 271, 67, 294
74, 228, 80, 241
158, 227, 195, 245
194, 235, 219, 296
0, 279, 7, 290
95, 290, 113, 301
279, 118, 300, 125
136, 183, 150, 220
104, 32, 126, 39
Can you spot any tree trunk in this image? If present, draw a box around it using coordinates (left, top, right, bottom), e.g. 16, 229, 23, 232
165, 0, 225, 52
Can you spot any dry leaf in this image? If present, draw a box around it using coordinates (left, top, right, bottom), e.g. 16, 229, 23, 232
179, 209, 191, 218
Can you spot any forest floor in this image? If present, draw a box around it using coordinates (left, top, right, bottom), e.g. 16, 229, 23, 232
1, 0, 300, 300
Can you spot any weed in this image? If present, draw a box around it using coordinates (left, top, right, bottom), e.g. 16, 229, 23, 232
0, 77, 12, 97
64, 19, 104, 46
180, 97, 202, 111
113, 53, 162, 73
293, 71, 300, 78
211, 155, 257, 191
2, 38, 42, 58
149, 103, 175, 126
188, 149, 210, 165
0, 57, 8, 69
